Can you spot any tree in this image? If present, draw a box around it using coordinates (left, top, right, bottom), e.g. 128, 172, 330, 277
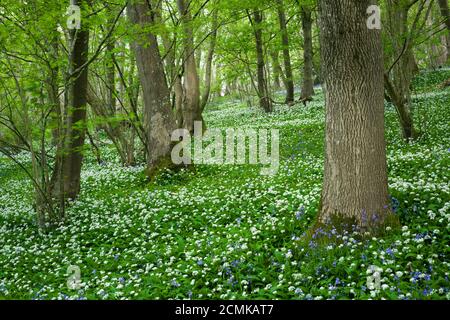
249, 9, 273, 113
300, 5, 315, 101
437, 0, 450, 64
177, 0, 203, 132
51, 0, 90, 202
276, 0, 295, 104
127, 0, 177, 177
270, 50, 284, 90
383, 0, 425, 141
317, 0, 395, 232
200, 8, 219, 112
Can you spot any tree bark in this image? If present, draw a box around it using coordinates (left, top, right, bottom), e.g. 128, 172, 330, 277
200, 9, 219, 112
437, 0, 450, 63
317, 0, 393, 232
385, 0, 420, 140
300, 6, 315, 101
127, 0, 177, 176
51, 0, 89, 201
276, 0, 295, 104
177, 0, 203, 133
251, 10, 273, 113
270, 50, 284, 91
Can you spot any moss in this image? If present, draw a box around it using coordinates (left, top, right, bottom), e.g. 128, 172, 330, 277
303, 210, 401, 247
144, 155, 193, 184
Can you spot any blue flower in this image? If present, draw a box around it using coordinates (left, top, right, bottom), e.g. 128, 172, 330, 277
171, 280, 181, 288
386, 248, 394, 257
231, 259, 240, 268
295, 206, 305, 220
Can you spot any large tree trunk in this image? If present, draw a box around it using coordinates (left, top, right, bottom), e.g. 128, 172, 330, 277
437, 0, 450, 64
276, 0, 295, 105
51, 0, 89, 202
317, 0, 394, 232
127, 0, 177, 177
252, 10, 273, 113
177, 0, 203, 133
300, 6, 315, 101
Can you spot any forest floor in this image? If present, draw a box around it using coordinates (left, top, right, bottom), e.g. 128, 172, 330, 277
0, 70, 449, 300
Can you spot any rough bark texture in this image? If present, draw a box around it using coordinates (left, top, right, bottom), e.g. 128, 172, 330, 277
127, 0, 177, 175
252, 10, 273, 113
318, 0, 392, 230
300, 6, 315, 101
437, 0, 450, 63
51, 0, 89, 201
276, 0, 295, 104
270, 50, 283, 90
47, 29, 60, 146
201, 10, 218, 112
385, 0, 419, 140
177, 0, 203, 133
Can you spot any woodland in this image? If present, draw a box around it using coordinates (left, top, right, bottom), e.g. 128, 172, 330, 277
0, 0, 449, 300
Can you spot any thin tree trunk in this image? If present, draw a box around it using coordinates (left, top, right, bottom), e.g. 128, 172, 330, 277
51, 0, 89, 201
86, 84, 130, 165
177, 0, 203, 133
200, 10, 219, 112
317, 0, 394, 232
47, 30, 60, 146
385, 0, 420, 140
270, 50, 283, 91
437, 0, 450, 63
276, 0, 295, 104
251, 10, 273, 113
300, 6, 315, 101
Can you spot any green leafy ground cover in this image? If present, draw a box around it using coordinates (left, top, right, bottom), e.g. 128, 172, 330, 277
0, 70, 449, 300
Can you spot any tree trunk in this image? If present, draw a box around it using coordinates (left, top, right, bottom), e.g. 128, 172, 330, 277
317, 0, 394, 232
276, 0, 295, 104
47, 29, 60, 147
177, 0, 203, 133
127, 0, 177, 177
200, 9, 219, 112
270, 50, 284, 91
437, 0, 450, 64
385, 0, 419, 140
51, 0, 89, 201
87, 84, 130, 165
300, 6, 315, 101
252, 10, 273, 113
